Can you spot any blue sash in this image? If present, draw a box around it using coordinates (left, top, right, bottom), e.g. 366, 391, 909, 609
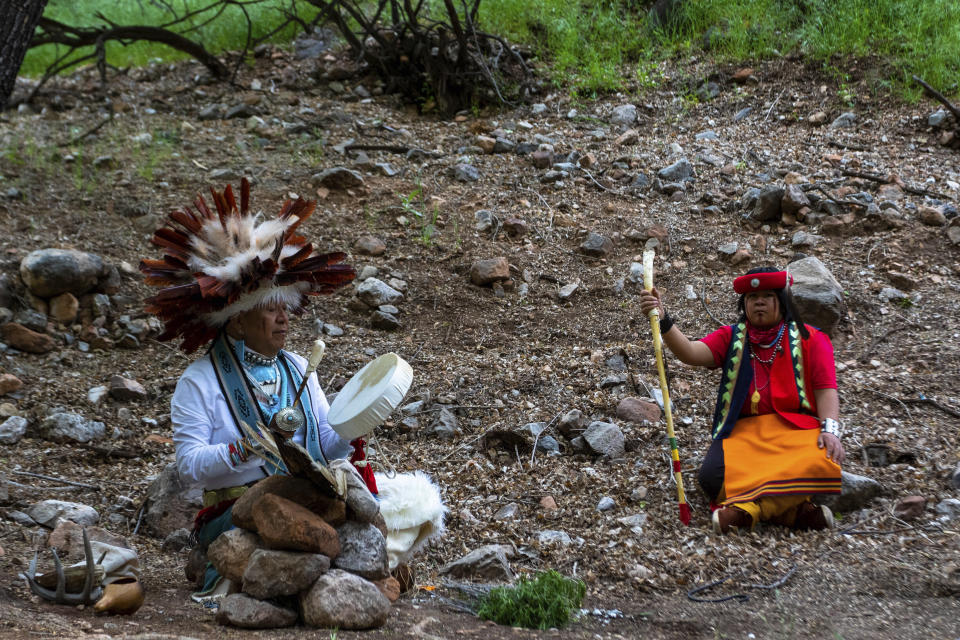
209, 334, 329, 474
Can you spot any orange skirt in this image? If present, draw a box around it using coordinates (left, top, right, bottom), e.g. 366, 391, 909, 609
721, 413, 841, 506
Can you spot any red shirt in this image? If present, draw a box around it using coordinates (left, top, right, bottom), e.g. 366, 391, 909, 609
700, 325, 837, 416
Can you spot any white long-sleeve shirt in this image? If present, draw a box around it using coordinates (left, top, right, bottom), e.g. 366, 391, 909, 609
171, 350, 353, 490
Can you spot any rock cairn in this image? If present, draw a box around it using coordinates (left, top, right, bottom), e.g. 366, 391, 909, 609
203, 474, 398, 630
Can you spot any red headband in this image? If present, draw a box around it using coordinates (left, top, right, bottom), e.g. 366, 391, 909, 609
733, 271, 792, 294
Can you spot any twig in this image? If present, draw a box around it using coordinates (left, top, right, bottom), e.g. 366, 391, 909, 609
700, 288, 724, 327
812, 185, 868, 209
901, 397, 960, 419
688, 563, 798, 603
5, 480, 90, 492
132, 505, 145, 536
58, 113, 114, 147
12, 471, 100, 491
343, 143, 416, 154
861, 386, 913, 421
841, 169, 955, 202
763, 89, 786, 123
827, 139, 870, 152
579, 167, 614, 192
858, 325, 906, 363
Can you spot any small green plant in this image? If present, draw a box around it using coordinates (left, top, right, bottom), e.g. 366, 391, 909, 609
419, 206, 440, 247
477, 570, 586, 630
399, 177, 424, 219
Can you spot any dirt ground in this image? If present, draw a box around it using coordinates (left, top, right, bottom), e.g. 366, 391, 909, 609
0, 48, 958, 639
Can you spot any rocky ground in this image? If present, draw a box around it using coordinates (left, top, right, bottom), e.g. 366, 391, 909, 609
0, 45, 959, 640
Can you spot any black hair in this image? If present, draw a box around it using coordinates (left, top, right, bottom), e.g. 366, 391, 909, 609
736, 266, 810, 339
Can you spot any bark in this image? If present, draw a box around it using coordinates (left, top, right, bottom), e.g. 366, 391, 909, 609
0, 0, 50, 110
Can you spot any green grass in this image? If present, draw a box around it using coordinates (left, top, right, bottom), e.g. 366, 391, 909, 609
20, 0, 960, 100
477, 570, 586, 630
479, 0, 960, 98
20, 0, 321, 77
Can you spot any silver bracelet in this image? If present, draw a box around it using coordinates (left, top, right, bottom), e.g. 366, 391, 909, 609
820, 418, 843, 439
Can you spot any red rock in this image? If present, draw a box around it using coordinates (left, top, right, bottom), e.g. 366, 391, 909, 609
530, 150, 553, 169
476, 135, 496, 154
0, 374, 23, 396
615, 129, 639, 146
616, 397, 661, 424
354, 236, 387, 256
373, 576, 401, 603
109, 375, 147, 401
502, 218, 528, 238
539, 496, 558, 511
470, 257, 510, 286
731, 67, 754, 84
232, 475, 346, 531
252, 494, 341, 557
894, 495, 926, 521
49, 293, 79, 324
1, 322, 55, 353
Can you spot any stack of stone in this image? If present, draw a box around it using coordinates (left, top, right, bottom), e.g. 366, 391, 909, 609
204, 473, 399, 630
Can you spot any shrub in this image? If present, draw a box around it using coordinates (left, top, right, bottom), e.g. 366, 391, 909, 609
477, 570, 586, 630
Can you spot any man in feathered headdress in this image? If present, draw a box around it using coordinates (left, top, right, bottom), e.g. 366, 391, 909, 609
141, 179, 445, 603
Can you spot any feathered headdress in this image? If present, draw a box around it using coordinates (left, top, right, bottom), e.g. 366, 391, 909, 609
140, 178, 355, 352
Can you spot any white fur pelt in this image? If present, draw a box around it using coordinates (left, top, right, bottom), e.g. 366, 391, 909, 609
375, 471, 447, 566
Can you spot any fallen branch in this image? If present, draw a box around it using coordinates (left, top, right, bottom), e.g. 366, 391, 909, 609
827, 139, 870, 152
913, 75, 960, 123
841, 169, 955, 201
858, 325, 906, 363
700, 288, 724, 327
901, 396, 960, 419
58, 113, 114, 147
342, 143, 415, 154
12, 471, 100, 491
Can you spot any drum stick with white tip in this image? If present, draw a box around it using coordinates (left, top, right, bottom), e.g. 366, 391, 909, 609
293, 339, 325, 412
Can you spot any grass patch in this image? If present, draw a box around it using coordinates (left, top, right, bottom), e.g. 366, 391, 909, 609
21, 0, 322, 77
477, 570, 586, 630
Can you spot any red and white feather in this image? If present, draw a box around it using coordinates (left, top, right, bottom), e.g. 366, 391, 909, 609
140, 178, 355, 352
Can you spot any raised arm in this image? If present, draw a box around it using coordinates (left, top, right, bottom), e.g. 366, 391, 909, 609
638, 287, 716, 368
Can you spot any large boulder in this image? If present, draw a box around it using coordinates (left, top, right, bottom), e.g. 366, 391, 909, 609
333, 522, 389, 580
19, 249, 108, 298
208, 528, 262, 583
217, 593, 298, 629
787, 257, 846, 336
439, 544, 514, 581
242, 549, 330, 600
231, 475, 345, 531
1, 323, 55, 353
142, 462, 204, 538
39, 411, 105, 444
300, 569, 391, 629
251, 494, 341, 556
816, 471, 883, 513
25, 500, 99, 528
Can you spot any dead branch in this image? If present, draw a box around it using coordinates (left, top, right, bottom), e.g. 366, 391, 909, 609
12, 471, 100, 491
901, 397, 960, 420
913, 75, 960, 123
858, 325, 906, 363
33, 17, 229, 78
58, 113, 114, 147
840, 169, 955, 201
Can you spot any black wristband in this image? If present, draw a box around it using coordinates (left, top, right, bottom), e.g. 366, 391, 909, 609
659, 311, 674, 334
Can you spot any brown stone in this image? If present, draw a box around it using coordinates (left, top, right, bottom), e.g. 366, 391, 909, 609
252, 494, 341, 557
208, 528, 262, 583
821, 216, 845, 236
530, 150, 553, 169
730, 248, 752, 265
615, 129, 639, 146
578, 153, 597, 169
49, 293, 79, 324
808, 111, 828, 126
109, 375, 147, 401
502, 218, 528, 238
616, 397, 661, 424
918, 206, 947, 227
476, 135, 496, 154
0, 374, 23, 396
232, 475, 346, 531
731, 67, 754, 84
373, 576, 401, 603
894, 495, 927, 521
470, 257, 510, 286
354, 235, 387, 256
47, 521, 131, 561
1, 322, 55, 353
539, 495, 558, 511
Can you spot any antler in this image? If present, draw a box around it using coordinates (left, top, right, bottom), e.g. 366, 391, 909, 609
19, 528, 104, 605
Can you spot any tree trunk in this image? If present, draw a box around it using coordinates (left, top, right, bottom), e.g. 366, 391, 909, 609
0, 0, 49, 110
